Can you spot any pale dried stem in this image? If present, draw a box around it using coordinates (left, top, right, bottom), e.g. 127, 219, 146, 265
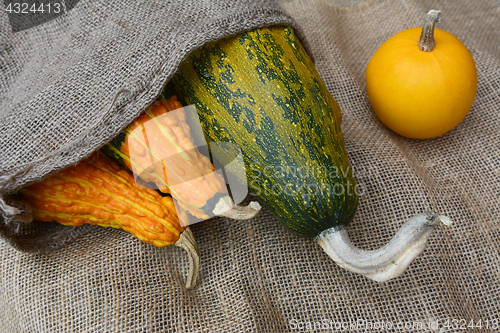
174, 227, 200, 289
316, 212, 452, 282
418, 10, 442, 52
213, 196, 261, 220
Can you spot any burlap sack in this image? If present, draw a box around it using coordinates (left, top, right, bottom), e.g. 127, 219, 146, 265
0, 0, 305, 251
1, 0, 499, 332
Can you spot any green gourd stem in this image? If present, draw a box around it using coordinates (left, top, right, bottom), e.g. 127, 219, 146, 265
174, 227, 200, 289
316, 212, 452, 282
418, 10, 442, 52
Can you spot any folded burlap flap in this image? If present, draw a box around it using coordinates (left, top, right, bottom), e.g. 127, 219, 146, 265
0, 0, 308, 251
1, 0, 499, 332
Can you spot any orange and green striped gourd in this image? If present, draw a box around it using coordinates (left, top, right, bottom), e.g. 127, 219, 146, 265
18, 151, 200, 288
21, 151, 184, 246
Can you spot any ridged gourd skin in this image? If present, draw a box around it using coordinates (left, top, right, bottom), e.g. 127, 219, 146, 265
20, 152, 184, 247
168, 26, 358, 238
102, 96, 227, 220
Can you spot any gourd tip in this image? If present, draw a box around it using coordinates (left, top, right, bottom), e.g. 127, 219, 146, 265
249, 201, 262, 211
213, 196, 261, 220
435, 215, 453, 227
427, 9, 442, 23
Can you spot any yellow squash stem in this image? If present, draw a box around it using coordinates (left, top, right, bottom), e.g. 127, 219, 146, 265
316, 212, 452, 282
418, 10, 441, 52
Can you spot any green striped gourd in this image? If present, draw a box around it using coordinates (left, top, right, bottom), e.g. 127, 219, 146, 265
167, 25, 451, 283
168, 26, 357, 238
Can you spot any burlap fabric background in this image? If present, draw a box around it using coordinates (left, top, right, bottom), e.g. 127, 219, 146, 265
1, 0, 499, 332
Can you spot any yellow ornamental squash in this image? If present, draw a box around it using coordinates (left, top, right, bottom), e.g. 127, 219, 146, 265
365, 10, 477, 139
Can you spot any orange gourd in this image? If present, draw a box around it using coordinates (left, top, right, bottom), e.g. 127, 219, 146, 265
19, 151, 200, 288
365, 10, 477, 139
103, 96, 228, 221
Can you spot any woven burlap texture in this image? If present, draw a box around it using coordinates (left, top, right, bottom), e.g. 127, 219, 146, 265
1, 0, 499, 332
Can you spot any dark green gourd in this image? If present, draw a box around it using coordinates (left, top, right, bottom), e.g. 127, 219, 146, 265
167, 25, 451, 282
168, 26, 358, 238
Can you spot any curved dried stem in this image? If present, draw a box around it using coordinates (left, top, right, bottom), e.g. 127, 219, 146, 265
418, 10, 442, 52
174, 227, 200, 289
213, 196, 261, 220
316, 212, 452, 282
